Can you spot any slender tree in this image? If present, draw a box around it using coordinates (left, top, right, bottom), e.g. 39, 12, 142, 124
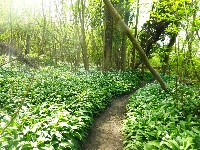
185, 0, 200, 81
40, 0, 46, 57
120, 0, 130, 71
78, 0, 89, 71
131, 0, 139, 69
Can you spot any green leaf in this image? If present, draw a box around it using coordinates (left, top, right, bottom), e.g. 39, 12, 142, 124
58, 122, 69, 127
144, 141, 160, 150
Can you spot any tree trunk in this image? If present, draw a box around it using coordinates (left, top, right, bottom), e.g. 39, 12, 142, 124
120, 0, 130, 71
113, 44, 120, 70
186, 0, 200, 81
120, 34, 126, 71
161, 34, 177, 74
9, 4, 13, 62
25, 34, 31, 56
71, 0, 81, 70
103, 5, 114, 71
75, 46, 81, 70
91, 31, 100, 68
53, 43, 57, 65
103, 0, 168, 91
78, 0, 89, 71
40, 0, 46, 57
131, 0, 139, 69
75, 21, 82, 70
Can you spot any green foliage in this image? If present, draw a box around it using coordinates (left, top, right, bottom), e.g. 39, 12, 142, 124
0, 67, 150, 149
123, 80, 200, 150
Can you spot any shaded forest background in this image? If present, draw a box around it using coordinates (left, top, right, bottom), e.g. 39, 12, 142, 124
0, 0, 199, 82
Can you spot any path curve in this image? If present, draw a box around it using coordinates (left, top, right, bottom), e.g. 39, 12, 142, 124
81, 92, 133, 150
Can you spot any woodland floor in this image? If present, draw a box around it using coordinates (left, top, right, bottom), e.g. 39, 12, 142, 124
81, 82, 147, 150
81, 93, 131, 150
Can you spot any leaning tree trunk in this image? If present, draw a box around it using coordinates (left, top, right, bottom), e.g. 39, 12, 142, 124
103, 0, 168, 91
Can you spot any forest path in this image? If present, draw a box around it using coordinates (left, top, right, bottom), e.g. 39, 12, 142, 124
81, 90, 137, 150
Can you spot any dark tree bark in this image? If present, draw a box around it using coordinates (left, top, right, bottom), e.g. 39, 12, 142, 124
103, 5, 114, 71
103, 0, 168, 91
114, 46, 120, 69
120, 34, 126, 70
161, 34, 177, 74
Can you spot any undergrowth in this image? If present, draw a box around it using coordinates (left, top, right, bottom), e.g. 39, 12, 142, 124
123, 79, 200, 150
0, 67, 151, 149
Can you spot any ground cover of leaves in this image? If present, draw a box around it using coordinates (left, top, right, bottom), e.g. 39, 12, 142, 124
123, 80, 200, 149
0, 66, 151, 149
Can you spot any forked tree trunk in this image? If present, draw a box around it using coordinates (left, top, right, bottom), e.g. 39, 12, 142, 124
103, 0, 168, 91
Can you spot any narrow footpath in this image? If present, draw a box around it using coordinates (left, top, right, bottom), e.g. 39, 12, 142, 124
81, 92, 133, 150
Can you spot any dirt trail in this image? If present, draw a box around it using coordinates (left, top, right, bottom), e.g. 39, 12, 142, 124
81, 92, 133, 150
